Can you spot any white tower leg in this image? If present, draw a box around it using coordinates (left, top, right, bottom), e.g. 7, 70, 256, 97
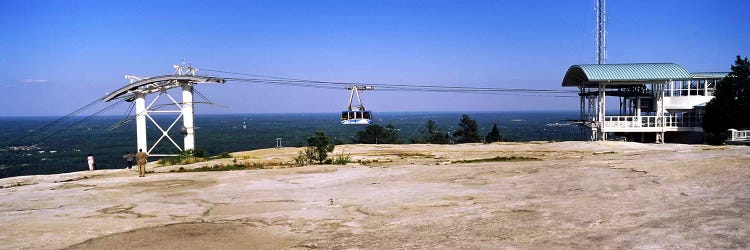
597, 83, 606, 141
182, 83, 195, 151
135, 93, 148, 152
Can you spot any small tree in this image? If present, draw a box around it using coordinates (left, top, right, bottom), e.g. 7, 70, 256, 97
383, 124, 400, 143
703, 55, 750, 144
429, 132, 451, 144
453, 114, 480, 143
294, 149, 312, 167
353, 124, 400, 144
307, 131, 335, 164
410, 120, 451, 144
484, 123, 503, 143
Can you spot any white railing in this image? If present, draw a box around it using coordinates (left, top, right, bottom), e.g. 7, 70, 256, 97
603, 116, 661, 128
728, 129, 750, 141
603, 115, 702, 129
602, 116, 643, 128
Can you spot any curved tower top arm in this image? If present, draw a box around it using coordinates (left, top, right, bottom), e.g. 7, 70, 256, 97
102, 75, 225, 102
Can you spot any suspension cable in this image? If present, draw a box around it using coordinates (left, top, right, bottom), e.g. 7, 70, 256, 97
203, 68, 577, 95
39, 99, 126, 142
4, 97, 105, 147
221, 77, 576, 97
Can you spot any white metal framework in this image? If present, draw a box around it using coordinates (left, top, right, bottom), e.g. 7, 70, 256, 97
346, 85, 373, 111
341, 85, 374, 125
103, 64, 225, 156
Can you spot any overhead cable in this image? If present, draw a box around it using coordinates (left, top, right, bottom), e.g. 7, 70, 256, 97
203, 68, 577, 95
39, 99, 126, 142
4, 97, 105, 147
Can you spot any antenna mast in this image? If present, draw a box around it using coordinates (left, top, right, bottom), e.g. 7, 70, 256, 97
596, 0, 607, 64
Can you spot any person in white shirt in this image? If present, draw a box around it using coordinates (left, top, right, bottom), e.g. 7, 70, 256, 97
87, 153, 95, 171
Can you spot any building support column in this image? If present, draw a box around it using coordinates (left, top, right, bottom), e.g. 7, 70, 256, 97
182, 83, 195, 151
597, 83, 606, 141
657, 81, 667, 144
636, 96, 641, 126
579, 87, 585, 123
135, 92, 148, 153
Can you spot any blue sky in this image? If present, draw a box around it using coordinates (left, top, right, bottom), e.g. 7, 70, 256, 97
0, 0, 748, 116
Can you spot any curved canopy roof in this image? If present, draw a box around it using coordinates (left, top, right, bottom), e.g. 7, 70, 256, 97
103, 75, 225, 102
561, 63, 692, 87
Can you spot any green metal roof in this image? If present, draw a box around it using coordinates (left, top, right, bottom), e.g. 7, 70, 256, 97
690, 72, 729, 78
562, 63, 692, 87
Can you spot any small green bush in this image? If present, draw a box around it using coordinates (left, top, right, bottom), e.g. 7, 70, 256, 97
210, 152, 232, 159
158, 149, 210, 166
171, 162, 266, 172
333, 152, 351, 165
294, 149, 313, 167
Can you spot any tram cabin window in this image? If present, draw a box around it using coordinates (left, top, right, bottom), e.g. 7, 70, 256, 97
341, 111, 372, 120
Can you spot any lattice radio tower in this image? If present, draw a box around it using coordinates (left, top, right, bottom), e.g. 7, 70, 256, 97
596, 0, 607, 64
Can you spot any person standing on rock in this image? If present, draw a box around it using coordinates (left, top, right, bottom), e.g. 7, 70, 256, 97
136, 149, 148, 177
125, 152, 134, 169
122, 152, 129, 169
87, 153, 95, 171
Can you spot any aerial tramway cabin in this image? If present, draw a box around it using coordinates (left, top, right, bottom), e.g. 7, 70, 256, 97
561, 63, 728, 143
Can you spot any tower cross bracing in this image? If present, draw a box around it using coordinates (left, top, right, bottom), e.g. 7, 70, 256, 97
102, 64, 225, 156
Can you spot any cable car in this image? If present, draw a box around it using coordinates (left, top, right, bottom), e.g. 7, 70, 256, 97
341, 110, 372, 125
341, 85, 374, 125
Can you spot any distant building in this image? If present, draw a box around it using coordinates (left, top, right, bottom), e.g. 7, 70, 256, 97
561, 63, 728, 143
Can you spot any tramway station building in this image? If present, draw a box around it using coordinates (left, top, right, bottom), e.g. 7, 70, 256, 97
561, 63, 728, 143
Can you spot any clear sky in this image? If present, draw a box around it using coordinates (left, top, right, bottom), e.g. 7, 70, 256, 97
0, 0, 748, 116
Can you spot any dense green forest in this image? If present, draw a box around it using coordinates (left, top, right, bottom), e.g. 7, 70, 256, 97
0, 111, 581, 178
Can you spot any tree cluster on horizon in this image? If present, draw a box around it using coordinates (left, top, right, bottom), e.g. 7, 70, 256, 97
703, 55, 750, 144
409, 119, 452, 144
352, 124, 400, 144
351, 114, 504, 145
453, 114, 481, 143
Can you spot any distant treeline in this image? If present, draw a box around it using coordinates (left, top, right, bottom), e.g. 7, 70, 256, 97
348, 114, 504, 144
0, 111, 581, 178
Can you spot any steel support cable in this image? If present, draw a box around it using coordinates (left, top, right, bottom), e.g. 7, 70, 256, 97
192, 89, 228, 107
207, 68, 576, 93
374, 88, 577, 98
224, 77, 568, 93
124, 101, 135, 120
4, 97, 105, 147
226, 78, 575, 97
357, 82, 575, 93
39, 99, 126, 142
231, 80, 341, 89
232, 80, 575, 97
223, 77, 575, 93
194, 88, 220, 105
227, 78, 344, 90
201, 68, 314, 82
194, 89, 210, 103
106, 101, 136, 131
358, 85, 573, 94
